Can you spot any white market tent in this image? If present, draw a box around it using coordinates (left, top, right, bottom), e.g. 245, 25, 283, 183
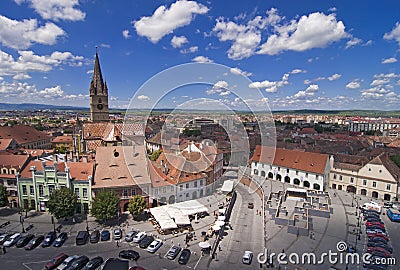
150, 207, 178, 230
221, 180, 234, 193
174, 200, 208, 216
165, 207, 191, 225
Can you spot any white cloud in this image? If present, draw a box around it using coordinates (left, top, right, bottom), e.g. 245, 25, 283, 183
192, 55, 213, 63
370, 78, 390, 86
180, 46, 198, 54
382, 57, 397, 64
0, 15, 65, 50
122, 29, 131, 39
258, 12, 348, 55
213, 80, 228, 89
12, 73, 31, 80
346, 81, 360, 89
249, 73, 290, 93
219, 90, 230, 96
384, 22, 400, 46
290, 69, 305, 74
137, 95, 150, 101
0, 49, 86, 77
328, 73, 341, 81
306, 84, 319, 92
230, 67, 252, 76
15, 0, 85, 21
100, 43, 110, 48
206, 80, 229, 95
345, 37, 362, 49
133, 0, 208, 43
171, 35, 188, 48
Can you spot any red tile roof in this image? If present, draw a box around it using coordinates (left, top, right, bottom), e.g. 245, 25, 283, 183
0, 125, 50, 144
251, 146, 329, 175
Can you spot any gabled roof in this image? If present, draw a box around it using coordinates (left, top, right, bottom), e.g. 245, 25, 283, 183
369, 153, 400, 181
0, 125, 50, 144
0, 155, 30, 170
52, 135, 73, 143
68, 162, 93, 181
251, 146, 329, 175
83, 122, 121, 141
0, 139, 14, 151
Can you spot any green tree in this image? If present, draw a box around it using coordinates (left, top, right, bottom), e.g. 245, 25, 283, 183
128, 195, 147, 219
390, 155, 400, 168
149, 149, 162, 161
0, 185, 8, 207
47, 187, 77, 219
91, 190, 119, 222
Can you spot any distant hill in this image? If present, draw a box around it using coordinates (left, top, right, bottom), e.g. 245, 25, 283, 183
0, 103, 87, 111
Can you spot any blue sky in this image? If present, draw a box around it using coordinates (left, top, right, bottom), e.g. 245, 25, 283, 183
0, 0, 399, 111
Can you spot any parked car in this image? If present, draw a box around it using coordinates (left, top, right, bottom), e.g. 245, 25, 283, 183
369, 237, 389, 245
366, 242, 393, 253
366, 221, 384, 227
147, 239, 163, 253
90, 230, 100, 243
100, 230, 110, 241
166, 245, 182, 260
178, 249, 191, 264
25, 235, 44, 250
44, 253, 69, 270
82, 256, 104, 270
119, 250, 140, 261
383, 202, 393, 208
76, 231, 89, 245
139, 236, 154, 249
242, 251, 253, 265
129, 267, 146, 270
65, 255, 89, 270
367, 225, 386, 232
366, 229, 386, 235
0, 233, 12, 245
113, 228, 122, 240
16, 234, 34, 248
368, 233, 389, 241
370, 251, 392, 258
3, 233, 21, 247
57, 255, 79, 270
54, 232, 68, 247
125, 231, 138, 242
132, 232, 146, 243
42, 231, 57, 247
367, 247, 392, 256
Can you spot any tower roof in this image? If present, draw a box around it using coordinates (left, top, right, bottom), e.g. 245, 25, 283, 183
90, 50, 106, 95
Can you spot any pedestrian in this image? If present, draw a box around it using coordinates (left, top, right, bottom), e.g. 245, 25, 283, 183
116, 240, 120, 248
2, 245, 6, 254
218, 246, 222, 251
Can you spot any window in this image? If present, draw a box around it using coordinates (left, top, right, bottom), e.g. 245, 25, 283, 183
278, 167, 280, 171
333, 174, 337, 179
200, 180, 203, 186
48, 185, 55, 194
295, 171, 298, 175
186, 183, 189, 189
305, 173, 308, 178
154, 188, 158, 195
123, 189, 128, 198
179, 185, 183, 191
369, 168, 371, 171
386, 184, 391, 191
379, 170, 382, 173
286, 169, 289, 173
363, 180, 367, 186
372, 181, 377, 188
38, 185, 44, 197
253, 169, 258, 174
162, 187, 166, 193
316, 175, 319, 180
75, 188, 80, 198
22, 185, 27, 195
170, 186, 174, 191
186, 193, 189, 198
30, 186, 34, 195
83, 188, 88, 198
131, 189, 136, 196
254, 162, 257, 166
339, 175, 343, 181
194, 181, 198, 188
350, 177, 354, 183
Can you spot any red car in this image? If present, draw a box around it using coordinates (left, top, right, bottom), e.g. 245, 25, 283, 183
366, 221, 384, 228
367, 232, 389, 240
367, 247, 392, 256
44, 253, 68, 270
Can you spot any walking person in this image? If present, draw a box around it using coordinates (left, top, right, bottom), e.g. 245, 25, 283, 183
116, 240, 120, 248
2, 245, 6, 254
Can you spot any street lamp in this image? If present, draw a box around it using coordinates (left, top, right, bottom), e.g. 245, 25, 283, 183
51, 215, 56, 232
20, 214, 25, 233
85, 209, 89, 232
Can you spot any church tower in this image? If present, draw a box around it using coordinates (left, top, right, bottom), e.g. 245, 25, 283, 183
89, 49, 109, 122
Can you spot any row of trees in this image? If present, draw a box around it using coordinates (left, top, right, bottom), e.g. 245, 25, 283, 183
47, 188, 146, 222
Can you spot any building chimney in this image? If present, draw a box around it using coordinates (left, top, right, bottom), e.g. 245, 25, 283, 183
82, 155, 88, 163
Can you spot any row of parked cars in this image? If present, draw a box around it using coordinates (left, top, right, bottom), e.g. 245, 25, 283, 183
362, 208, 393, 270
44, 253, 104, 270
0, 231, 69, 250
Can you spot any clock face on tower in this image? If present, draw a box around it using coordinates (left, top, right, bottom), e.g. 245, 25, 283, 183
97, 103, 103, 110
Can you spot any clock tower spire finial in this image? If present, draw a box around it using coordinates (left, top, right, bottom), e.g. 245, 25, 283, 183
89, 49, 109, 122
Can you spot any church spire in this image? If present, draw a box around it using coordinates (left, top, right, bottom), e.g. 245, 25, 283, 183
90, 47, 105, 95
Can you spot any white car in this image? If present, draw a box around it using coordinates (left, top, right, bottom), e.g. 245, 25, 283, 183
3, 233, 21, 247
147, 239, 163, 253
113, 228, 122, 240
242, 251, 253, 265
57, 255, 79, 270
132, 231, 146, 243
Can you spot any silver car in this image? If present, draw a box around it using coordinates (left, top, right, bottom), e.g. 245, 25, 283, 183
147, 239, 163, 253
3, 233, 21, 247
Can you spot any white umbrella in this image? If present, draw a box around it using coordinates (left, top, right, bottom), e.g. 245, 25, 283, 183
218, 208, 226, 214
215, 220, 225, 227
212, 224, 221, 231
218, 215, 226, 221
199, 241, 211, 249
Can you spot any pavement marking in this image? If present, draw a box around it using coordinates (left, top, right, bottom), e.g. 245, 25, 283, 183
193, 253, 204, 269
22, 260, 49, 270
